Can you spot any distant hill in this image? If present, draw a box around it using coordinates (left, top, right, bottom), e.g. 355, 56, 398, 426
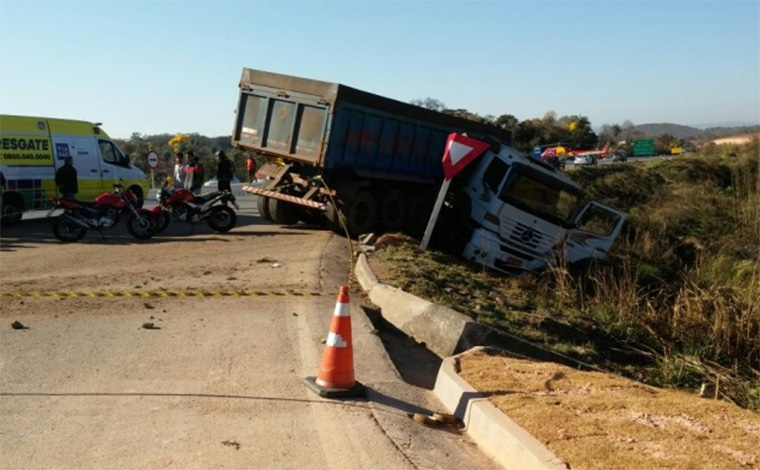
633, 123, 760, 140
634, 123, 701, 139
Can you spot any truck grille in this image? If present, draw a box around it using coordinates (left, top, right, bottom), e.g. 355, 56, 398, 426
500, 218, 554, 257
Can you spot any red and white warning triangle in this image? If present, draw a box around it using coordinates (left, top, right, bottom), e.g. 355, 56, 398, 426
441, 133, 491, 180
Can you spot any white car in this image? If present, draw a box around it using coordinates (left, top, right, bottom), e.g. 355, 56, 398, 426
574, 154, 598, 166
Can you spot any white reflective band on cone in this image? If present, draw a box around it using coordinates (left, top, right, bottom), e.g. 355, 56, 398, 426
326, 332, 347, 348
333, 302, 350, 317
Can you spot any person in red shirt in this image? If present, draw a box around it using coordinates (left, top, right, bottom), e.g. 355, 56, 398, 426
246, 155, 257, 183
183, 151, 205, 195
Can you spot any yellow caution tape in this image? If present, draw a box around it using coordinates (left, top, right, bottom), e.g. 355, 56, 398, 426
0, 290, 328, 298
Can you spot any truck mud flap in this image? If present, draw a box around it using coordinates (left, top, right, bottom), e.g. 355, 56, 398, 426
241, 186, 326, 211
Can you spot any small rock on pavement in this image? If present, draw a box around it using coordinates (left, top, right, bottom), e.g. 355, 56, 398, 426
142, 322, 161, 330
11, 321, 28, 330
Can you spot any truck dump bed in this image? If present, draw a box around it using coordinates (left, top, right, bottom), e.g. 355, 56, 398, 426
232, 68, 508, 182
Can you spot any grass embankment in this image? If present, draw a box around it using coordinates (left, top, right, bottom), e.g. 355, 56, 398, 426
371, 142, 760, 411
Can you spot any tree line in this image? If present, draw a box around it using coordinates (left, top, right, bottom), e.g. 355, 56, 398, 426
113, 133, 258, 184
410, 97, 690, 155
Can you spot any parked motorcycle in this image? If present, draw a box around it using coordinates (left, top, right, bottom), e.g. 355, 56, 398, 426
151, 181, 239, 234
47, 183, 157, 242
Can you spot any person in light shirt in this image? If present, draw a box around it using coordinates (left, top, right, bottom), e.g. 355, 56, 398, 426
173, 152, 187, 190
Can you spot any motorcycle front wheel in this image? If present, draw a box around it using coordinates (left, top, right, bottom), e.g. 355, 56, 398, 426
207, 206, 236, 233
52, 216, 88, 242
126, 212, 156, 240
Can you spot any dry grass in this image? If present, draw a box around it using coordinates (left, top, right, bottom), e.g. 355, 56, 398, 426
369, 142, 760, 411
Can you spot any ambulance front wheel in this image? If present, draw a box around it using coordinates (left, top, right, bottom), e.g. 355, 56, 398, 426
1, 193, 24, 226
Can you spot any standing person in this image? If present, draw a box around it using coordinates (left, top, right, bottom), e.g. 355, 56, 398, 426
245, 154, 257, 183
173, 152, 187, 190
55, 156, 78, 200
183, 151, 196, 191
215, 151, 234, 192
189, 152, 205, 195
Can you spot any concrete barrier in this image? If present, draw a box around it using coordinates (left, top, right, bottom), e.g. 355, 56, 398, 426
434, 349, 569, 470
355, 253, 581, 470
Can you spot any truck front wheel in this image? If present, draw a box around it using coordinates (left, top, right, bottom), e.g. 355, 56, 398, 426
405, 194, 433, 238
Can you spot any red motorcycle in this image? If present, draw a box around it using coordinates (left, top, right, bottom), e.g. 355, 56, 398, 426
47, 183, 157, 242
151, 180, 239, 234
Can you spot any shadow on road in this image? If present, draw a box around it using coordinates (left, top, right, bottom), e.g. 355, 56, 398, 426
0, 388, 439, 422
362, 306, 442, 390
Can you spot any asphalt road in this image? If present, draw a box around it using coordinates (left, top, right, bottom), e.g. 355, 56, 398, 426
0, 192, 499, 470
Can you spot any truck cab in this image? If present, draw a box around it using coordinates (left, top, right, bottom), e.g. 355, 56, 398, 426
456, 145, 626, 273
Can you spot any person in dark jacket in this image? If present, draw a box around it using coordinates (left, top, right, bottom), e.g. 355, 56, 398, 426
55, 156, 78, 200
215, 150, 234, 192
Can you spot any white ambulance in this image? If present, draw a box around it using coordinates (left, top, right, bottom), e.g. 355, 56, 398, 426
0, 115, 148, 225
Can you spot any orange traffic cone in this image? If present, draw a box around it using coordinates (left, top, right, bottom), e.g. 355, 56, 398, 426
304, 285, 367, 398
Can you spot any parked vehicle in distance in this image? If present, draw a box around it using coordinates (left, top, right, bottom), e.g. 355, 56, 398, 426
574, 154, 598, 166
545, 156, 566, 170
611, 153, 628, 162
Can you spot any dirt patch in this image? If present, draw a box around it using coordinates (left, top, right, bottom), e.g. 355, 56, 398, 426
459, 348, 760, 470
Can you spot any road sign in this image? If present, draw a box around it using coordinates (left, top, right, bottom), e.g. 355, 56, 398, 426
533, 146, 542, 160
146, 151, 159, 169
421, 133, 491, 252
633, 139, 655, 157
441, 133, 490, 180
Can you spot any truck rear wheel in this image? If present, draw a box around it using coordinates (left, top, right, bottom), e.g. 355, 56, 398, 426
268, 198, 300, 225
257, 195, 274, 222
378, 188, 406, 233
344, 190, 376, 238
299, 208, 325, 226
325, 201, 343, 234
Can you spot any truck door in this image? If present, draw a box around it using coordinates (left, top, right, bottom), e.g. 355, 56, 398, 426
567, 201, 627, 264
51, 135, 103, 200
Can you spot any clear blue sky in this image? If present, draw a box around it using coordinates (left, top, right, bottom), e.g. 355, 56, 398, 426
1, 0, 758, 139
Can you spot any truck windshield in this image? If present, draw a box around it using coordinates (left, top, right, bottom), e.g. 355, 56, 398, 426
498, 169, 581, 226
